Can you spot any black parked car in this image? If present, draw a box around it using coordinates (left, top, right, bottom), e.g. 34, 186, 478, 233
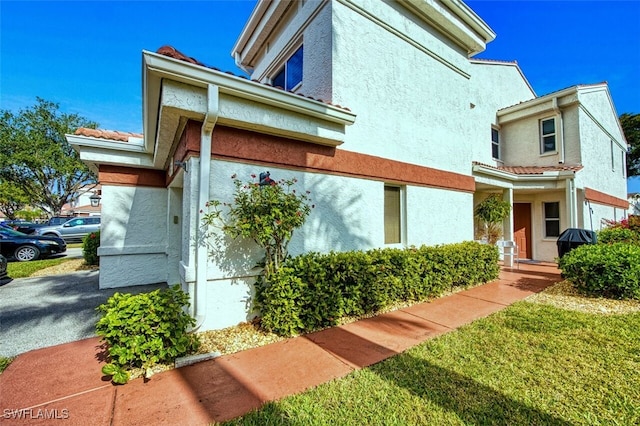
0, 228, 67, 261
1, 220, 45, 235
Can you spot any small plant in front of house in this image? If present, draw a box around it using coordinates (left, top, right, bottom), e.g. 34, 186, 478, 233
82, 230, 100, 265
96, 285, 200, 384
474, 194, 511, 244
202, 173, 313, 278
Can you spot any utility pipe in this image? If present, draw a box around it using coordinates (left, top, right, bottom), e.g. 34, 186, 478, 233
552, 97, 566, 164
194, 84, 219, 327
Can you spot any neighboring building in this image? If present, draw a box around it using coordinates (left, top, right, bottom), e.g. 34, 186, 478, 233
630, 193, 640, 216
68, 0, 628, 331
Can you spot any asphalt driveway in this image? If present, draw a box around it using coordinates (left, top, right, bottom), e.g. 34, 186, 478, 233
0, 271, 166, 357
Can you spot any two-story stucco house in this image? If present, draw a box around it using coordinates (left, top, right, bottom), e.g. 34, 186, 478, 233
68, 0, 628, 331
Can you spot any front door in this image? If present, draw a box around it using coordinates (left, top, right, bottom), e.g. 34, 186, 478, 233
513, 203, 532, 259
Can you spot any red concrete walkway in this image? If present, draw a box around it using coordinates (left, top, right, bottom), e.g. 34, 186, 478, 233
0, 262, 561, 425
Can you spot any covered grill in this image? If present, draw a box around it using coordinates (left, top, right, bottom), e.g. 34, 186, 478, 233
557, 228, 597, 258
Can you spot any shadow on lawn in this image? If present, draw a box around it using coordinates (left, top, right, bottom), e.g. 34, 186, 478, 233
372, 353, 571, 425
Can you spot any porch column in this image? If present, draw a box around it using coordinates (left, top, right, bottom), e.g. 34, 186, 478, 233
566, 177, 578, 228
503, 188, 514, 267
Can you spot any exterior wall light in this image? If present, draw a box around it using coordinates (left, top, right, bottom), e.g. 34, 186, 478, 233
90, 193, 101, 207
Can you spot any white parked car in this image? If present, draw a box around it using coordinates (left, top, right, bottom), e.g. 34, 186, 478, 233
35, 217, 101, 243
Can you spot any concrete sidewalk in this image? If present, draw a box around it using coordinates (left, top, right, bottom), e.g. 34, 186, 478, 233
0, 262, 561, 425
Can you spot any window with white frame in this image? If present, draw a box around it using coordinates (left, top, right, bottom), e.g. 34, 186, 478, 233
384, 185, 403, 244
491, 127, 500, 160
540, 118, 556, 153
544, 202, 560, 238
611, 140, 615, 171
272, 45, 303, 91
622, 150, 626, 177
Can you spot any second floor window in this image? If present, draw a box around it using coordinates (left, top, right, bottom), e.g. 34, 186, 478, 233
540, 118, 556, 153
272, 45, 303, 91
491, 128, 500, 160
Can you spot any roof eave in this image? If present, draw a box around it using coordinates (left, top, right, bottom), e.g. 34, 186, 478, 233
473, 163, 578, 181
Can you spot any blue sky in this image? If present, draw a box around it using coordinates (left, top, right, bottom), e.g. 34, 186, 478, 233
1, 0, 639, 191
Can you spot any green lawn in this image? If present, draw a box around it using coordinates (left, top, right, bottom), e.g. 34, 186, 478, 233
225, 303, 640, 425
6, 244, 82, 278
6, 258, 71, 278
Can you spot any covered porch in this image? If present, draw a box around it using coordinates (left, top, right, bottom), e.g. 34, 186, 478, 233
472, 162, 584, 263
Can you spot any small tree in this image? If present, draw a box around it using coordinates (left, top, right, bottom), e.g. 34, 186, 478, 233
202, 173, 312, 278
474, 194, 511, 244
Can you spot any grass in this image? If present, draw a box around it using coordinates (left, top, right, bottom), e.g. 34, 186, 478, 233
7, 258, 72, 278
224, 302, 640, 425
6, 243, 83, 278
0, 356, 13, 374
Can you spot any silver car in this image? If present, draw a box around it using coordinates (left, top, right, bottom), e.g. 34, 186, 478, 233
35, 217, 101, 243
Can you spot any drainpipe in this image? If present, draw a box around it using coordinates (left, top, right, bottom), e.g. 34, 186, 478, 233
503, 188, 514, 267
194, 84, 219, 327
565, 176, 577, 228
553, 97, 565, 164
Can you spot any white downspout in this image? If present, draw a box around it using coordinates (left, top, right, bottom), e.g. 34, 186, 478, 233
553, 97, 565, 164
194, 84, 219, 327
503, 188, 514, 267
566, 176, 578, 228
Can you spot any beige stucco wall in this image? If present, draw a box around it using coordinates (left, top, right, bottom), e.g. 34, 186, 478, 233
514, 190, 566, 262
468, 61, 535, 166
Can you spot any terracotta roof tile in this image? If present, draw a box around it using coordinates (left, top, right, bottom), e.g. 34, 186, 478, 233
473, 161, 583, 175
75, 128, 143, 142
155, 45, 351, 112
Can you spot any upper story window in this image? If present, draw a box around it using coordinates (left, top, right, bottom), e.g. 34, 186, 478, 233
272, 45, 303, 91
540, 118, 556, 153
491, 127, 500, 160
610, 140, 615, 171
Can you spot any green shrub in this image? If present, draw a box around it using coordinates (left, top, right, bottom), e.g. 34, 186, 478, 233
257, 242, 499, 336
559, 243, 640, 300
82, 231, 100, 265
96, 285, 200, 384
597, 227, 640, 245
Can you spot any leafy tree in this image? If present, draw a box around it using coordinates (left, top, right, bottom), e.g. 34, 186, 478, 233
620, 113, 639, 177
474, 194, 511, 244
0, 180, 30, 219
0, 98, 98, 216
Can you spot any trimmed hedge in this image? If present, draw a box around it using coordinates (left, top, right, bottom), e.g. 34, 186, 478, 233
257, 241, 499, 336
597, 227, 640, 245
559, 243, 640, 300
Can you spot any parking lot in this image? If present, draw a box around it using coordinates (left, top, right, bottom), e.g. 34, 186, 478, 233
0, 269, 166, 357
